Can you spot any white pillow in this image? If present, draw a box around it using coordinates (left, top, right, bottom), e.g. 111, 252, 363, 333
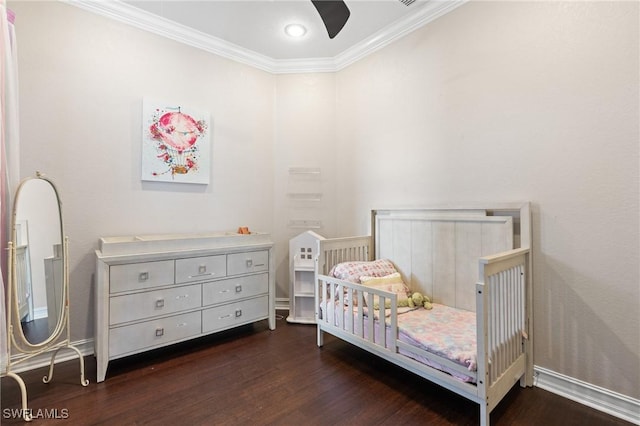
360, 272, 411, 308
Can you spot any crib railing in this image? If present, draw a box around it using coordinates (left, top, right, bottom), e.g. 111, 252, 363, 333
316, 236, 372, 276
316, 236, 531, 402
476, 247, 530, 404
317, 276, 398, 350
316, 274, 481, 383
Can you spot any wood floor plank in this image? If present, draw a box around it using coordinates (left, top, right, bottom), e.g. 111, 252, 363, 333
1, 313, 633, 425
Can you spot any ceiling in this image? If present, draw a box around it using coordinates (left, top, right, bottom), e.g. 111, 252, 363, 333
73, 0, 467, 73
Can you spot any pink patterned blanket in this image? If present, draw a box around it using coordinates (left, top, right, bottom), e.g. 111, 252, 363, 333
394, 304, 477, 377
321, 303, 478, 383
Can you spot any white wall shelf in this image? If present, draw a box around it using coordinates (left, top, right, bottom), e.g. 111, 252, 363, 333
288, 167, 321, 175
287, 220, 322, 229
286, 193, 323, 201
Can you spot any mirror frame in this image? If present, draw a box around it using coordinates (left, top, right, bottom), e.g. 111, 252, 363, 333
8, 173, 68, 352
2, 172, 87, 422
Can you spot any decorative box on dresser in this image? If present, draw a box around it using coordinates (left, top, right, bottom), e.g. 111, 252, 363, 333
94, 232, 275, 382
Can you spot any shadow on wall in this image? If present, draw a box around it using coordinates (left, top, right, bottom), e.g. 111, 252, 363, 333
72, 250, 97, 342
537, 255, 639, 397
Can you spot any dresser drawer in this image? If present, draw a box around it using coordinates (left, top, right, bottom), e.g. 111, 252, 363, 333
109, 284, 202, 325
202, 274, 268, 307
109, 311, 201, 358
202, 296, 268, 334
175, 255, 226, 283
110, 260, 175, 293
227, 250, 269, 276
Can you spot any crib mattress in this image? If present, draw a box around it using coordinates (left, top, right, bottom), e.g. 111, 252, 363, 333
321, 303, 477, 383
394, 304, 477, 382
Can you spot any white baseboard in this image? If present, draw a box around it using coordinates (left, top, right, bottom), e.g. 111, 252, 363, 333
8, 339, 94, 374
275, 297, 290, 311
535, 366, 640, 425
33, 307, 48, 320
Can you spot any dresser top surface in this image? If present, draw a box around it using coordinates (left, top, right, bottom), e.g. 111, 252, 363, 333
97, 231, 272, 259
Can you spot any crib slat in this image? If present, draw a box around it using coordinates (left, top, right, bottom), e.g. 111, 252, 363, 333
367, 292, 375, 344
346, 287, 354, 333
483, 259, 528, 386
500, 273, 505, 378
357, 290, 364, 338
379, 296, 387, 348
320, 280, 327, 325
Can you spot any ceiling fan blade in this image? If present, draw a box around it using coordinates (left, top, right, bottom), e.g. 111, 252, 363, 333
311, 0, 351, 39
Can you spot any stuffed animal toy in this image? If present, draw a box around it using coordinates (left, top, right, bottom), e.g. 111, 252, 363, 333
373, 292, 433, 310
373, 291, 433, 309
408, 292, 433, 310
373, 296, 411, 310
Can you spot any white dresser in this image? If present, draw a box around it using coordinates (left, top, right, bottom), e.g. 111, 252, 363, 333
94, 232, 275, 382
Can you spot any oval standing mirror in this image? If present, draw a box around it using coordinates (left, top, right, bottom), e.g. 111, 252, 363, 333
11, 173, 65, 347
3, 173, 87, 422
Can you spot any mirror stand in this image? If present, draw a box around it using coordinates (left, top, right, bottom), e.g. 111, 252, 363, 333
1, 174, 88, 422
3, 238, 88, 421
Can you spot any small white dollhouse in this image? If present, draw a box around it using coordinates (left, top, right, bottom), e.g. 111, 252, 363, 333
287, 231, 324, 324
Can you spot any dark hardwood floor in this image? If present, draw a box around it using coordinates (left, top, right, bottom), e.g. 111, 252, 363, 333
20, 318, 51, 344
1, 312, 632, 425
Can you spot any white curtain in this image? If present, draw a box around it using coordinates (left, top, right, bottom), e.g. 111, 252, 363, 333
0, 0, 20, 374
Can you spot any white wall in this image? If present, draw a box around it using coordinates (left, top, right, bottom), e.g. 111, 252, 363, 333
273, 73, 338, 300
334, 1, 639, 399
10, 2, 275, 341
8, 0, 639, 406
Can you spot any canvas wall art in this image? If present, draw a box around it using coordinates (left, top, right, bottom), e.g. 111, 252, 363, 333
141, 99, 210, 184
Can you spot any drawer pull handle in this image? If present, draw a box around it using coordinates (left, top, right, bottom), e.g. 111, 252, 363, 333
177, 322, 187, 327
235, 285, 242, 293
155, 299, 165, 308
155, 328, 164, 337
175, 294, 189, 300
189, 272, 215, 278
219, 314, 232, 319
235, 309, 242, 318
139, 272, 149, 281
254, 263, 265, 267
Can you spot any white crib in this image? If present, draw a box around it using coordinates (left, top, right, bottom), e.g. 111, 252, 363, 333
315, 203, 533, 426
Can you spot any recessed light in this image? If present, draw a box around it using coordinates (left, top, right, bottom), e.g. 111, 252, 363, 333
284, 23, 307, 38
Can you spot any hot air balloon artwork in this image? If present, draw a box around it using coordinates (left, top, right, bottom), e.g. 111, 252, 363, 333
141, 99, 210, 184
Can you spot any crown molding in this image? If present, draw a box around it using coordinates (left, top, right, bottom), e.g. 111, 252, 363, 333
334, 0, 467, 71
64, 0, 467, 74
64, 0, 277, 72
271, 57, 339, 74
